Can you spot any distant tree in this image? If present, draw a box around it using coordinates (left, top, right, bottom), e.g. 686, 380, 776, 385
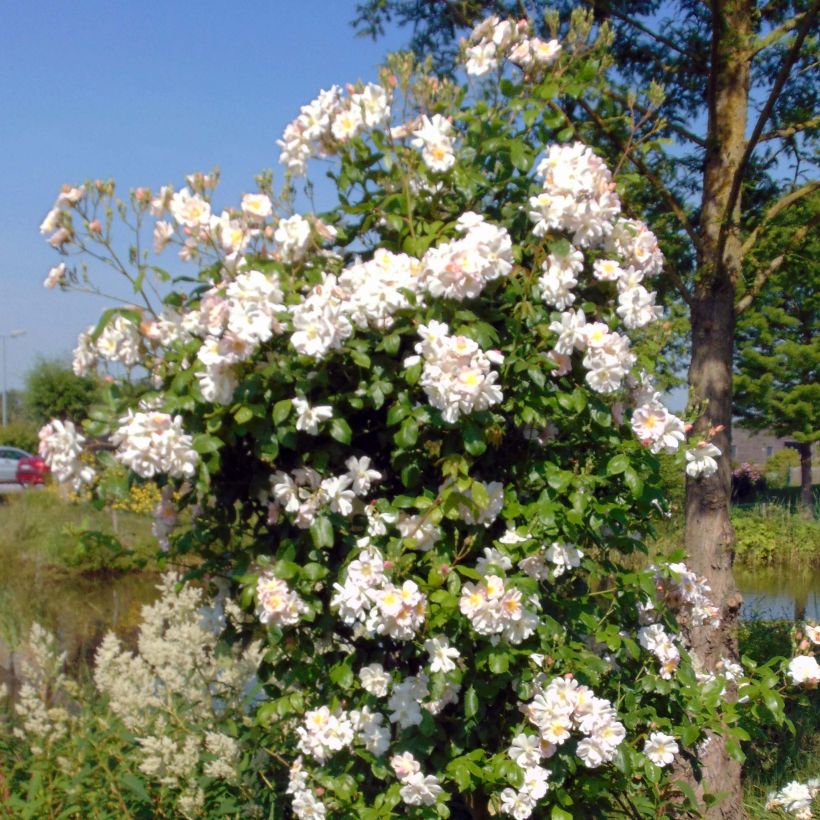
735, 193, 819, 512
23, 357, 100, 425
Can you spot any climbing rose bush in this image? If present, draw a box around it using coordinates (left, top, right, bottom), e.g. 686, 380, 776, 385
37, 12, 783, 818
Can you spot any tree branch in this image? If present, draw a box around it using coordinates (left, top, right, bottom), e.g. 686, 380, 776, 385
751, 11, 808, 56
575, 97, 703, 276
736, 210, 820, 314
588, 3, 698, 59
759, 113, 820, 142
604, 88, 707, 148
718, 0, 819, 267
741, 180, 820, 256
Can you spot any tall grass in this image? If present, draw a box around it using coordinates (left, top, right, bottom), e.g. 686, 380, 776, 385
648, 502, 820, 569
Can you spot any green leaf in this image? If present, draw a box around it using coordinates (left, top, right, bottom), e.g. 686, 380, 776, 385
644, 759, 661, 784
273, 399, 292, 425
387, 402, 409, 426
394, 417, 419, 448
120, 773, 150, 804
192, 433, 222, 454
472, 480, 491, 510
405, 363, 422, 385
464, 686, 479, 718
463, 422, 487, 456
310, 516, 334, 548
725, 738, 746, 763
382, 333, 401, 355
624, 466, 644, 497
607, 454, 629, 475
274, 560, 300, 580
303, 562, 328, 582
350, 349, 371, 368
234, 405, 254, 425
329, 660, 354, 690
488, 651, 509, 674
551, 808, 573, 820
330, 418, 352, 445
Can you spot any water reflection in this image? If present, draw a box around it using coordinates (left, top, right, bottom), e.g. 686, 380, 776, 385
736, 566, 820, 621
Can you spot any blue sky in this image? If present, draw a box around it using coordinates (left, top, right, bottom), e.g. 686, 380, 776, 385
0, 0, 406, 389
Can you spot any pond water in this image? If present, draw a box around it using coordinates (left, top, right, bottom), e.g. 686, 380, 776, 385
736, 566, 820, 621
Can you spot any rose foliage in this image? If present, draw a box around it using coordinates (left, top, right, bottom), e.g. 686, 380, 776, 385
36, 12, 801, 819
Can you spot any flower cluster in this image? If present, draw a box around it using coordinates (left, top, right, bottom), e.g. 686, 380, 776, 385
38, 418, 95, 491
643, 732, 679, 767
631, 393, 686, 455
685, 441, 722, 479
96, 314, 143, 367
256, 571, 307, 627
295, 705, 355, 763
638, 623, 681, 680
278, 82, 391, 176
12, 623, 74, 755
528, 677, 626, 767
518, 540, 583, 581
331, 547, 427, 640
499, 737, 551, 820
656, 561, 721, 628
290, 250, 423, 359
420, 212, 513, 300
112, 410, 199, 479
407, 321, 503, 423
39, 184, 85, 251
459, 572, 539, 644
192, 269, 285, 403
391, 752, 446, 808
93, 575, 263, 813
411, 114, 456, 172
529, 142, 620, 247
43, 261, 66, 289
268, 457, 379, 529
296, 703, 390, 766
788, 654, 820, 686
766, 779, 820, 819
288, 757, 327, 820
464, 15, 561, 77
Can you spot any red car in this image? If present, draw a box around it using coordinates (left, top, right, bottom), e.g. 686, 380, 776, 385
15, 454, 50, 486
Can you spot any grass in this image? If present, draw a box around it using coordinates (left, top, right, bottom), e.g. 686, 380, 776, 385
0, 484, 157, 571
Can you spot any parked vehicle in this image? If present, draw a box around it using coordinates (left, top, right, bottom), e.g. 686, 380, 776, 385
16, 454, 49, 486
0, 447, 33, 483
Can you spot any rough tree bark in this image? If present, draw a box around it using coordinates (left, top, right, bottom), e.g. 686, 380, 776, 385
797, 442, 814, 514
682, 1, 752, 817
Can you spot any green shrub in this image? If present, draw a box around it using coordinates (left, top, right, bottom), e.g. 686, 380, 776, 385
732, 506, 820, 566
763, 448, 801, 490
0, 420, 40, 454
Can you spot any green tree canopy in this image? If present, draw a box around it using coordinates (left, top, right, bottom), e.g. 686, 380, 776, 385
23, 357, 100, 425
735, 192, 819, 508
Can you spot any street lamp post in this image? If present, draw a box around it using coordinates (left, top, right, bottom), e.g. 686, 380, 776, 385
1, 330, 26, 428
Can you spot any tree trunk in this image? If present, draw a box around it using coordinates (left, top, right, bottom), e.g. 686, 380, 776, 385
681, 1, 753, 816
684, 293, 745, 817
797, 442, 814, 515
